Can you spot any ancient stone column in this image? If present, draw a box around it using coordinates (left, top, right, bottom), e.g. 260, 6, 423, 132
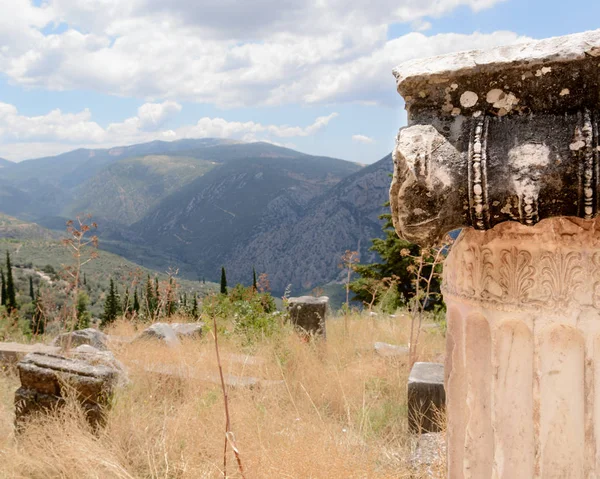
390, 29, 600, 478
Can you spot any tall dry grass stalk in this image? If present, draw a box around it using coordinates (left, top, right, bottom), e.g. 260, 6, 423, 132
0, 312, 445, 478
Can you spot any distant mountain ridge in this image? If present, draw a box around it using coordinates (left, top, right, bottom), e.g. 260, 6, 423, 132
0, 158, 13, 168
0, 138, 392, 295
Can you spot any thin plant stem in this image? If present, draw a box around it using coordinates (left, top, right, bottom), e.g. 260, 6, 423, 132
211, 305, 246, 479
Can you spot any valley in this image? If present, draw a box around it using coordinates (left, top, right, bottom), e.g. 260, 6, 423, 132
0, 139, 392, 299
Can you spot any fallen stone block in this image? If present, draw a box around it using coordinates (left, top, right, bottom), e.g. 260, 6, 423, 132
287, 296, 328, 337
374, 341, 409, 357
408, 362, 445, 433
52, 328, 109, 351
15, 351, 124, 428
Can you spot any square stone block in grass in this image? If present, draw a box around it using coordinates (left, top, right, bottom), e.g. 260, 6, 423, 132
287, 296, 328, 337
408, 362, 445, 433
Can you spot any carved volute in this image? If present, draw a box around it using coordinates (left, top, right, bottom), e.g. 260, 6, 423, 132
390, 29, 600, 247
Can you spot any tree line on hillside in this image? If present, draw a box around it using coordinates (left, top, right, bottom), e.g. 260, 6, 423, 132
0, 237, 277, 342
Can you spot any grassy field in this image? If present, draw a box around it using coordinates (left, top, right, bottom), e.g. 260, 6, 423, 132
0, 312, 446, 478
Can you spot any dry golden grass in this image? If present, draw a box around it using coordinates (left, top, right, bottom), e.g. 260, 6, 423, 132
0, 312, 446, 478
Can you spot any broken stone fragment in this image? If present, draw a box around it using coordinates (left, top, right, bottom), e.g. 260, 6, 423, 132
287, 296, 328, 337
170, 322, 204, 340
374, 342, 409, 357
390, 29, 600, 246
52, 328, 109, 351
135, 322, 204, 346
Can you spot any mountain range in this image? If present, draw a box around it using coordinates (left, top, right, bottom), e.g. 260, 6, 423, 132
0, 139, 393, 295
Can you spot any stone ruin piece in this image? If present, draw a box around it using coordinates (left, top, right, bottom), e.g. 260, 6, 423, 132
374, 341, 409, 357
391, 29, 600, 477
15, 350, 124, 429
287, 296, 328, 337
407, 362, 445, 433
135, 322, 204, 347
52, 328, 109, 351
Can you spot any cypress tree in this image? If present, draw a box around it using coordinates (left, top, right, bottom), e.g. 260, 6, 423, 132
220, 267, 227, 295
133, 288, 140, 313
252, 267, 257, 291
182, 292, 187, 309
31, 287, 44, 335
145, 275, 155, 316
83, 273, 87, 286
165, 278, 175, 317
1, 268, 6, 307
154, 277, 160, 313
191, 293, 198, 318
29, 276, 35, 300
5, 251, 16, 312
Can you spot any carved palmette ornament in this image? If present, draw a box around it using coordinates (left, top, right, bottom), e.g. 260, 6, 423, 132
443, 220, 600, 312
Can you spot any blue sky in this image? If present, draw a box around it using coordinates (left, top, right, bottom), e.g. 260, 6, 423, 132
0, 0, 598, 163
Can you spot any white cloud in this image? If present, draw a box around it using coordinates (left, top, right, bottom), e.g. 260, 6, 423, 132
352, 134, 375, 144
0, 1, 523, 108
0, 102, 339, 161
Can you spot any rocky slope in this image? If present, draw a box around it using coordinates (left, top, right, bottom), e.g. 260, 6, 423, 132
224, 154, 393, 293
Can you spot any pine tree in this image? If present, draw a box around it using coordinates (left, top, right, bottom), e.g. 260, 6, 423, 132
5, 251, 16, 312
191, 293, 198, 318
0, 268, 6, 307
349, 208, 441, 312
220, 266, 228, 295
29, 276, 35, 300
102, 278, 120, 326
252, 267, 258, 291
133, 288, 140, 313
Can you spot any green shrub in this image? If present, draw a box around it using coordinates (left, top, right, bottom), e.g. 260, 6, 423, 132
202, 285, 281, 344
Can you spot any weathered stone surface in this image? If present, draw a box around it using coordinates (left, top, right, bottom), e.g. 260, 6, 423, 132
390, 29, 600, 246
135, 322, 204, 346
171, 322, 204, 340
442, 217, 600, 478
72, 345, 129, 387
136, 323, 181, 346
0, 342, 59, 364
407, 362, 445, 433
52, 328, 109, 351
287, 296, 328, 336
374, 341, 409, 357
15, 351, 123, 428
